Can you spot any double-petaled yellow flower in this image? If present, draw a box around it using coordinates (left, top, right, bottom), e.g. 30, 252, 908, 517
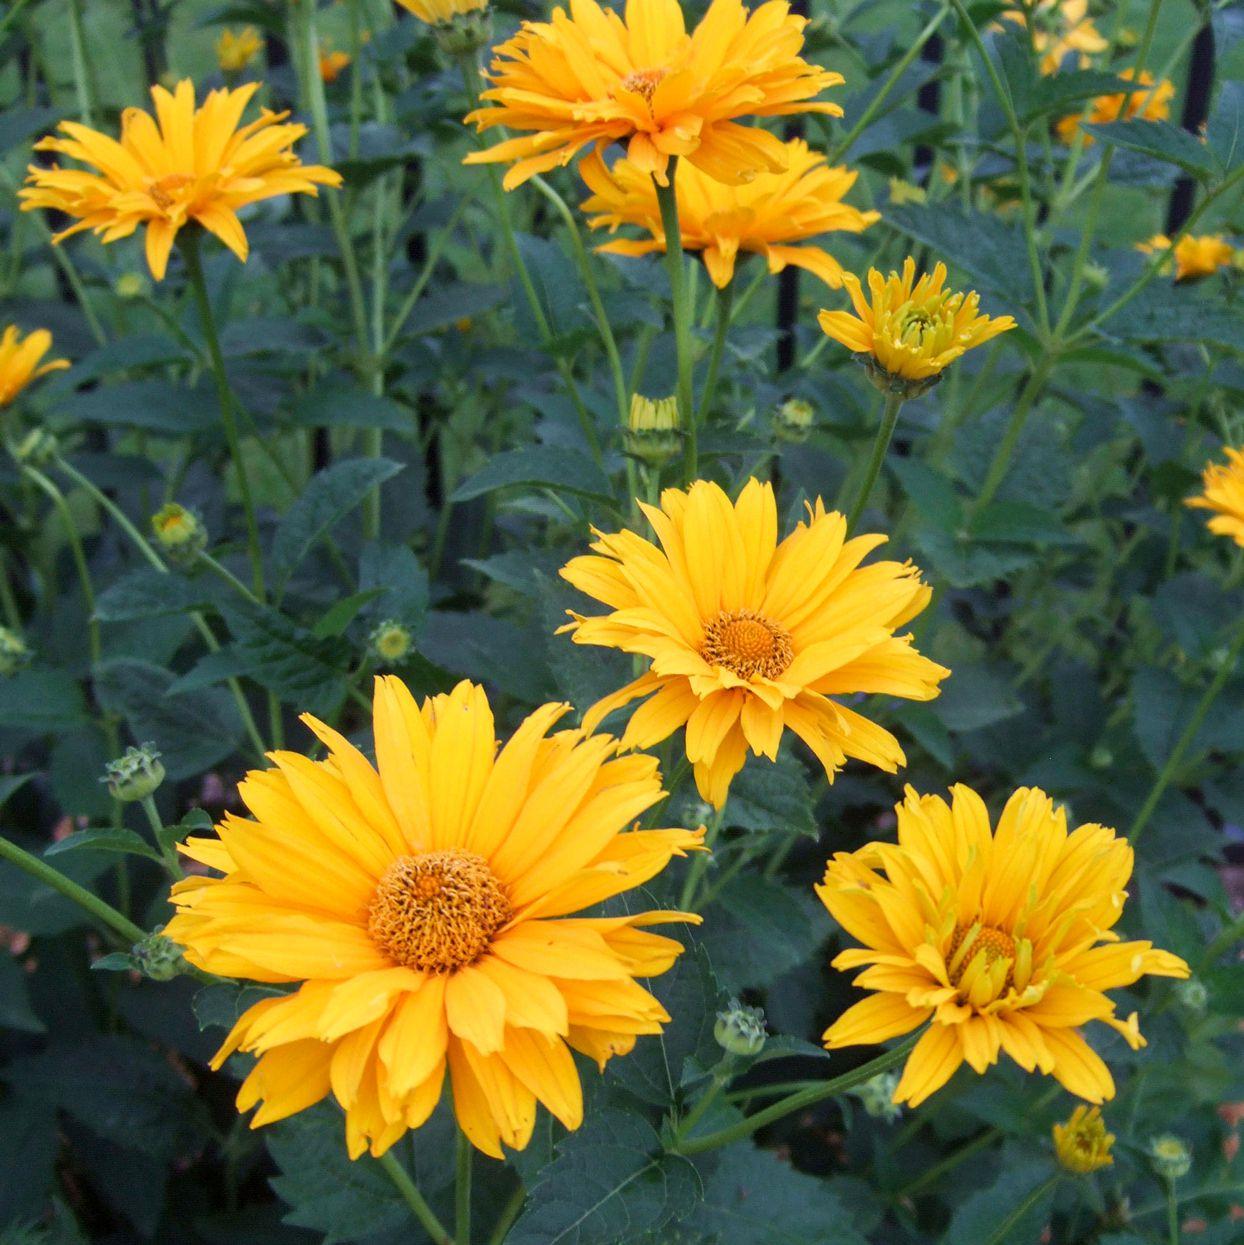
1056, 68, 1175, 143
559, 478, 948, 808
165, 678, 703, 1159
818, 259, 1016, 389
463, 0, 843, 190
1186, 446, 1244, 547
580, 139, 878, 288
0, 326, 69, 407
819, 784, 1189, 1107
1002, 1, 1106, 76
216, 27, 263, 75
20, 80, 341, 281
1138, 233, 1235, 281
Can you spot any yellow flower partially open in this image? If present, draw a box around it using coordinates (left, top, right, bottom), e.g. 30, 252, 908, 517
559, 478, 948, 808
1055, 68, 1175, 143
165, 677, 704, 1159
216, 27, 263, 75
1054, 1105, 1115, 1174
463, 0, 843, 190
580, 139, 878, 288
1138, 233, 1235, 282
819, 784, 1189, 1108
0, 326, 69, 407
1186, 446, 1244, 547
21, 80, 341, 280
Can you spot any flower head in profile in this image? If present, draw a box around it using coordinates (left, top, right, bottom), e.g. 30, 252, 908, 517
463, 0, 843, 190
1053, 1105, 1114, 1174
818, 259, 1016, 393
580, 139, 878, 288
1185, 446, 1244, 546
819, 784, 1189, 1107
164, 678, 703, 1159
216, 27, 263, 75
1055, 68, 1175, 142
1001, 0, 1106, 75
0, 326, 69, 407
559, 478, 949, 808
20, 80, 341, 280
1138, 233, 1235, 281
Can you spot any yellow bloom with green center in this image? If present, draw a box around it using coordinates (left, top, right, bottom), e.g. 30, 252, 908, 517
0, 325, 69, 407
817, 258, 1016, 387
370, 620, 414, 664
558, 478, 949, 808
1185, 446, 1244, 546
1138, 232, 1235, 281
164, 677, 704, 1159
20, 80, 341, 280
819, 784, 1190, 1108
1053, 1105, 1114, 1173
216, 26, 263, 74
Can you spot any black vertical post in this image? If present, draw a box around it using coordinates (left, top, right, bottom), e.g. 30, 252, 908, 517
775, 0, 809, 375
1166, 22, 1215, 234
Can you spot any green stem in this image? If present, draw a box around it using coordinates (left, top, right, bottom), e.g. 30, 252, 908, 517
699, 282, 733, 422
140, 794, 183, 879
0, 832, 146, 945
486, 1184, 525, 1245
1129, 616, 1244, 845
669, 1031, 922, 1156
1167, 1179, 1180, 1245
455, 1129, 472, 1245
982, 1175, 1060, 1245
0, 0, 35, 39
655, 165, 697, 482
845, 391, 904, 530
382, 198, 470, 353
376, 1151, 453, 1245
199, 552, 261, 605
180, 232, 266, 600
971, 362, 1051, 513
66, 0, 96, 124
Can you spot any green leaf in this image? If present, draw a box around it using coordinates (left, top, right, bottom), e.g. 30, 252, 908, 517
0, 954, 45, 1034
192, 981, 286, 1032
270, 457, 404, 586
1023, 70, 1133, 122
942, 1159, 1057, 1245
163, 648, 256, 695
451, 446, 616, 505
969, 500, 1079, 546
0, 671, 88, 732
285, 383, 414, 432
727, 751, 818, 840
1079, 120, 1219, 178
932, 663, 1023, 733
56, 380, 220, 434
402, 281, 506, 336
0, 1098, 58, 1225
358, 541, 430, 628
0, 838, 111, 936
0, 774, 35, 809
310, 589, 385, 639
707, 874, 823, 993
93, 569, 208, 623
45, 827, 161, 863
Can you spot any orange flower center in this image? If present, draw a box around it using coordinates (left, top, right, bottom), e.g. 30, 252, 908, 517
148, 173, 195, 211
947, 922, 1016, 988
367, 850, 511, 973
701, 609, 794, 680
619, 67, 668, 104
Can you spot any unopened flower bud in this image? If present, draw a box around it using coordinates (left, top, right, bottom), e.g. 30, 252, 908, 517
0, 626, 31, 676
132, 928, 188, 981
434, 6, 492, 56
1054, 1105, 1115, 1173
714, 998, 766, 1057
773, 397, 814, 443
114, 272, 150, 301
370, 619, 414, 666
1148, 1134, 1192, 1180
1175, 977, 1208, 1013
102, 744, 165, 803
625, 394, 681, 467
12, 427, 58, 466
1089, 744, 1113, 770
850, 1070, 902, 1122
150, 503, 207, 563
862, 355, 940, 400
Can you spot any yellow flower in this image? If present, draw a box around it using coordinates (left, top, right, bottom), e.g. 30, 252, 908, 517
1055, 68, 1175, 142
0, 325, 69, 406
580, 139, 878, 289
819, 784, 1190, 1107
319, 50, 353, 83
1185, 446, 1244, 546
20, 80, 342, 281
1138, 232, 1235, 281
1053, 1105, 1115, 1174
398, 0, 487, 24
164, 678, 703, 1159
463, 0, 844, 190
216, 26, 263, 74
817, 258, 1016, 387
1002, 0, 1107, 76
559, 478, 949, 808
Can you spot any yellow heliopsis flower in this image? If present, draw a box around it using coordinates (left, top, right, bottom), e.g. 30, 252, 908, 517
463, 0, 844, 190
579, 139, 879, 289
1001, 0, 1107, 76
819, 784, 1190, 1107
0, 326, 69, 407
1185, 446, 1244, 546
319, 49, 352, 83
1053, 1105, 1115, 1173
216, 26, 263, 74
1055, 68, 1175, 142
558, 478, 949, 808
20, 80, 341, 281
164, 677, 704, 1159
817, 258, 1016, 391
1138, 233, 1235, 281
398, 0, 487, 24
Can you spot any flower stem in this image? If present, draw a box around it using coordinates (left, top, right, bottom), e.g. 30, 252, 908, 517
669, 1031, 921, 1156
376, 1150, 452, 1245
455, 1129, 472, 1245
971, 361, 1051, 514
180, 231, 266, 601
655, 165, 697, 483
699, 281, 733, 423
486, 1184, 526, 1245
0, 832, 146, 946
1167, 1179, 1181, 1245
846, 391, 904, 530
982, 1174, 1060, 1245
1129, 616, 1244, 846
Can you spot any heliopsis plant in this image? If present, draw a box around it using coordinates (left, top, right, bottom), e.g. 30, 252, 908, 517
20, 80, 341, 279
0, 325, 68, 407
1186, 446, 1244, 546
559, 478, 949, 807
462, 0, 844, 188
164, 678, 703, 1158
819, 784, 1189, 1106
579, 139, 878, 288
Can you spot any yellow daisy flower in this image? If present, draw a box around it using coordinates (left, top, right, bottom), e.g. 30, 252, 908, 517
20, 80, 341, 281
1138, 232, 1235, 281
1055, 68, 1175, 143
1053, 1105, 1115, 1173
579, 139, 879, 289
398, 0, 488, 24
819, 784, 1189, 1108
1185, 446, 1244, 546
164, 677, 704, 1159
216, 26, 263, 75
1001, 0, 1107, 76
462, 0, 844, 190
817, 258, 1016, 390
319, 50, 353, 84
0, 325, 69, 407
559, 478, 949, 808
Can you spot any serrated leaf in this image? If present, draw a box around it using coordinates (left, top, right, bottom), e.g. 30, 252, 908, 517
451, 446, 615, 506
705, 874, 822, 993
357, 541, 429, 628
726, 752, 818, 840
0, 955, 45, 1034
1080, 120, 1219, 177
93, 568, 209, 623
942, 1158, 1057, 1245
45, 827, 161, 863
311, 589, 385, 639
56, 380, 220, 434
932, 663, 1023, 733
286, 383, 413, 431
192, 981, 286, 1032
0, 671, 88, 732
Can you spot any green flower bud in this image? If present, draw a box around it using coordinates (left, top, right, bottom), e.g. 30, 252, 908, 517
370, 619, 414, 666
1174, 977, 1208, 1013
434, 8, 492, 56
12, 427, 58, 467
132, 928, 188, 981
0, 626, 31, 677
102, 744, 165, 803
773, 397, 815, 443
1148, 1134, 1192, 1181
625, 394, 681, 468
1089, 744, 1113, 770
150, 503, 207, 563
714, 998, 766, 1057
114, 272, 151, 301
862, 355, 940, 401
849, 1070, 902, 1123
